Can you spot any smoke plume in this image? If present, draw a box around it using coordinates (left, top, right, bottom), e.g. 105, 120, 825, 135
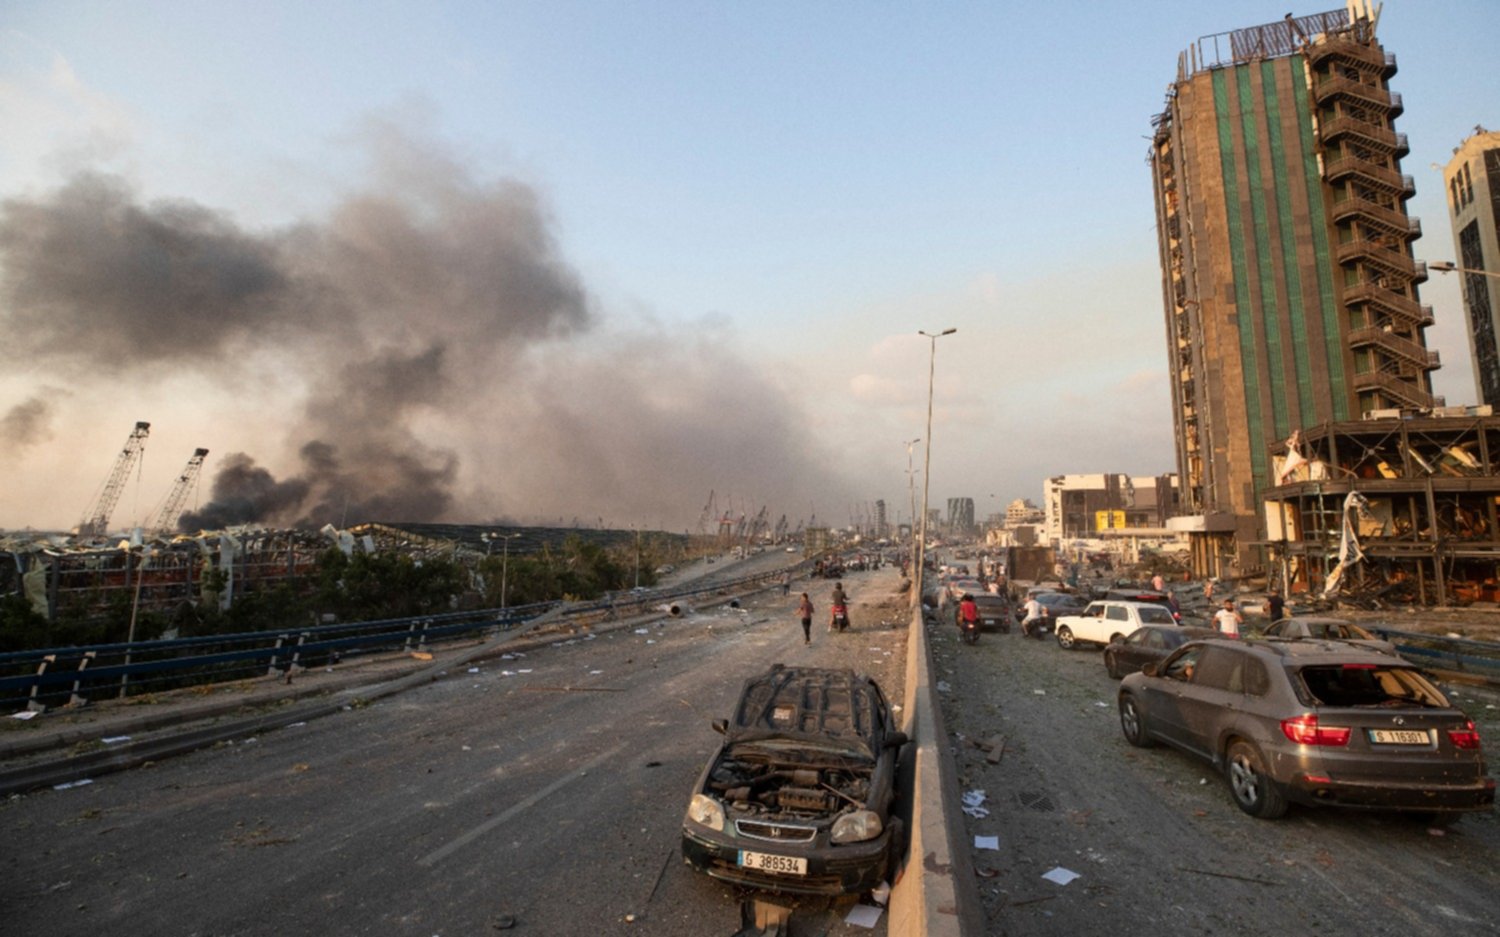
1, 395, 58, 459
0, 129, 848, 531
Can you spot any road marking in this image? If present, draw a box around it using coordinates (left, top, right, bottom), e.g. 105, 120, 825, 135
418, 741, 627, 867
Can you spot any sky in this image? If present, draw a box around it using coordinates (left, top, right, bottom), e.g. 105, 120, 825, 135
2, 1, 1498, 536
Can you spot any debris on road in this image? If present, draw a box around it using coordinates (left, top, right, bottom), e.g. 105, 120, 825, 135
1042, 867, 1081, 886
843, 904, 883, 928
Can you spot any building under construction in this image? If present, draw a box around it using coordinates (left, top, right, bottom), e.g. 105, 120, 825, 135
1151, 3, 1438, 576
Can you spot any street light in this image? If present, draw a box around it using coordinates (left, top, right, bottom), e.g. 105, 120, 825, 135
914, 327, 957, 611
484, 532, 523, 610
904, 438, 921, 545
1429, 260, 1500, 279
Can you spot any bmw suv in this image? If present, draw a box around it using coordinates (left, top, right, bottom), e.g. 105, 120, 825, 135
1117, 638, 1494, 819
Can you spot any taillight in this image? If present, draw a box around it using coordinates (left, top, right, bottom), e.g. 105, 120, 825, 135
1448, 721, 1483, 750
1281, 714, 1351, 746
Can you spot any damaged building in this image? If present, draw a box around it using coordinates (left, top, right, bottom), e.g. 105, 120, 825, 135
1151, 3, 1439, 577
1264, 409, 1500, 604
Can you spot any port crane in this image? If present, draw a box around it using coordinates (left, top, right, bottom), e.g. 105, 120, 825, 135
151, 448, 210, 535
77, 421, 151, 539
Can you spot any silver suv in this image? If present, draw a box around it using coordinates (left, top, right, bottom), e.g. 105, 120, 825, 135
1117, 638, 1495, 819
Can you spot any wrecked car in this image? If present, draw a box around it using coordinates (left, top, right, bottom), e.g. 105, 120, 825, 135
681, 664, 907, 895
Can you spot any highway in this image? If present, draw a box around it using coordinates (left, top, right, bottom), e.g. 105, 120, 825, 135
0, 561, 911, 937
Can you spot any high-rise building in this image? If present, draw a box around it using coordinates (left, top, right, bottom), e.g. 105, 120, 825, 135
1150, 2, 1438, 575
1442, 128, 1500, 407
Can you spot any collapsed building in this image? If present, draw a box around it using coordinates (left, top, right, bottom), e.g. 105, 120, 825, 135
1, 523, 685, 624
1265, 409, 1500, 604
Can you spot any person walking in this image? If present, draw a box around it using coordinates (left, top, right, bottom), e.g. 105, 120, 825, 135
1213, 599, 1243, 638
1266, 590, 1285, 621
781, 571, 791, 596
797, 592, 814, 645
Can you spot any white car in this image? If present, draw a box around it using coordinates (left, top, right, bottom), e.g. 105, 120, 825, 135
1055, 600, 1178, 650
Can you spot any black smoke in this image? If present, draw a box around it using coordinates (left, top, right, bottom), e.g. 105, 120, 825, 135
0, 127, 849, 532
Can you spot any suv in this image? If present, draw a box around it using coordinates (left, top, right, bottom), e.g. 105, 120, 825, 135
681, 665, 907, 894
1054, 600, 1178, 649
1118, 639, 1494, 819
1102, 588, 1181, 622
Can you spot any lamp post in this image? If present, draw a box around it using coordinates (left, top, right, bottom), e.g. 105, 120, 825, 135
914, 328, 957, 611
904, 438, 921, 545
486, 533, 522, 610
1429, 260, 1500, 278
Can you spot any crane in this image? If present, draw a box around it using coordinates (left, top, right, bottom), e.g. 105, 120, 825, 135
696, 490, 716, 537
151, 448, 210, 535
77, 421, 151, 539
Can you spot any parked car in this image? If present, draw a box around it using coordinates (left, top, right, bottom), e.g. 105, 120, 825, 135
1117, 639, 1495, 819
1103, 625, 1219, 678
1054, 600, 1179, 650
681, 665, 908, 894
1258, 616, 1397, 655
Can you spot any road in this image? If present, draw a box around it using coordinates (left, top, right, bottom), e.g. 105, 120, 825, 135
0, 561, 911, 937
928, 610, 1500, 936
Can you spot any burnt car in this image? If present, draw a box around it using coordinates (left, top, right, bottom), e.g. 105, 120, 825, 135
681, 665, 907, 895
1103, 625, 1218, 678
1118, 639, 1495, 820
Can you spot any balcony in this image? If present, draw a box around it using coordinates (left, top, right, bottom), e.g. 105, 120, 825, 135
1319, 116, 1408, 156
1306, 38, 1390, 74
1323, 158, 1415, 199
1335, 240, 1427, 281
1343, 282, 1431, 326
1347, 326, 1441, 372
1351, 369, 1439, 409
1313, 76, 1398, 113
1329, 196, 1420, 240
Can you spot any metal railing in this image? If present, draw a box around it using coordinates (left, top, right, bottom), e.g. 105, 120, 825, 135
0, 563, 802, 711
1373, 628, 1500, 685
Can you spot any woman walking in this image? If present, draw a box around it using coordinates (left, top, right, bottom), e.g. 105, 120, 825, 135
797, 592, 814, 645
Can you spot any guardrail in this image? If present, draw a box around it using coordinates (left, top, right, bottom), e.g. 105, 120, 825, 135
1, 563, 799, 712
1372, 628, 1500, 684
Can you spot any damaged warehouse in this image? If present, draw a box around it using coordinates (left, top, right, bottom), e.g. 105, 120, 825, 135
1264, 410, 1500, 605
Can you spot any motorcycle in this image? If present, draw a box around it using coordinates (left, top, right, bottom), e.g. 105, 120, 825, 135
1021, 614, 1052, 640
831, 604, 850, 633
959, 615, 980, 645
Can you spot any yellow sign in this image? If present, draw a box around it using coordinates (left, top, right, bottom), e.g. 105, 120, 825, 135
1095, 510, 1126, 530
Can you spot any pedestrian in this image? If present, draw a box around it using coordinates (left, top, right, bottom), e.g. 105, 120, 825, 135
1267, 590, 1285, 621
780, 571, 791, 596
1151, 571, 1165, 592
797, 592, 813, 645
1204, 579, 1215, 601
830, 580, 848, 632
1213, 599, 1243, 638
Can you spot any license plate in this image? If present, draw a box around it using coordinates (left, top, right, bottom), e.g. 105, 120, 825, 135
1368, 729, 1431, 745
739, 850, 807, 876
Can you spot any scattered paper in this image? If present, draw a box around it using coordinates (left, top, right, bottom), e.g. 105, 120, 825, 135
870, 881, 891, 906
10, 711, 38, 721
1042, 866, 1080, 885
1094, 701, 1109, 708
844, 905, 883, 928
936, 681, 952, 693
1033, 689, 1047, 696
102, 736, 131, 745
287, 722, 306, 728
589, 670, 603, 675
634, 628, 650, 634
467, 667, 481, 674
53, 779, 93, 791
974, 835, 1000, 851
501, 670, 516, 676
962, 790, 990, 818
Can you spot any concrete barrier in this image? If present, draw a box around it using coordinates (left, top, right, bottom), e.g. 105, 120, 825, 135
889, 605, 982, 936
